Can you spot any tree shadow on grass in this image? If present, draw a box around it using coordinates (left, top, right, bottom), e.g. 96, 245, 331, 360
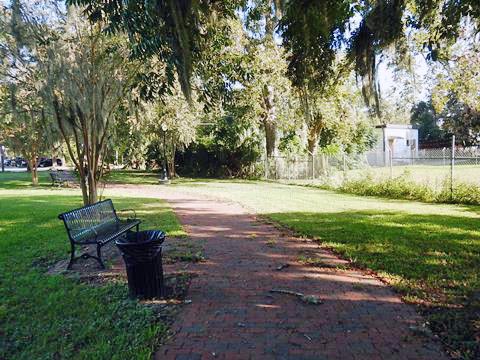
0, 193, 186, 359
267, 209, 480, 358
0, 171, 51, 189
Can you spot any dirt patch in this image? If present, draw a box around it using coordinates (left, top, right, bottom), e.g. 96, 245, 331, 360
47, 236, 201, 274
46, 238, 197, 302
47, 241, 122, 277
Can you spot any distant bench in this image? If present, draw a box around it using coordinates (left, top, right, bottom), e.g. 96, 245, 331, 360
50, 170, 79, 187
58, 199, 141, 269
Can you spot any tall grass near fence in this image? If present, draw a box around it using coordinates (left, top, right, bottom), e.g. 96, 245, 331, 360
266, 140, 480, 205
340, 173, 480, 205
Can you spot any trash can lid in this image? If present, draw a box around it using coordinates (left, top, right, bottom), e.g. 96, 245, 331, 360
116, 230, 165, 246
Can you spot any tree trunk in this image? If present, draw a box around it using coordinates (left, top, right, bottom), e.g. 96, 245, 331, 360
263, 118, 277, 158
79, 174, 89, 205
262, 84, 277, 158
30, 155, 38, 186
87, 160, 98, 204
262, 5, 278, 158
88, 182, 98, 204
301, 88, 324, 157
307, 135, 318, 155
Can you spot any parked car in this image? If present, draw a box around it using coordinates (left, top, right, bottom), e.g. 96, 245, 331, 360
15, 157, 27, 167
39, 158, 53, 167
38, 158, 63, 167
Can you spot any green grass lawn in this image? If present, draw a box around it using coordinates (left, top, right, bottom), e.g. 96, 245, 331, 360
0, 170, 51, 189
165, 180, 480, 358
104, 169, 219, 187
104, 169, 161, 185
0, 173, 185, 359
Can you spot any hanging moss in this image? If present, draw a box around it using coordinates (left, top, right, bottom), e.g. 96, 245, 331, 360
348, 0, 405, 118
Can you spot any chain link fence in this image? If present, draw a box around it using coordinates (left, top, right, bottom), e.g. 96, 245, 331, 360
261, 136, 480, 194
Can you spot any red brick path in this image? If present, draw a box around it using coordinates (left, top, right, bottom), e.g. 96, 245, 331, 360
111, 185, 447, 360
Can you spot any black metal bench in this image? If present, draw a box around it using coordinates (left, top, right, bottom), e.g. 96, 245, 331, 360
58, 199, 141, 269
50, 170, 79, 187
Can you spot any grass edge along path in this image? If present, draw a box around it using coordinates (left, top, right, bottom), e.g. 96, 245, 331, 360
0, 189, 185, 360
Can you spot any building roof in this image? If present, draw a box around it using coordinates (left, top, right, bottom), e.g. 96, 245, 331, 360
375, 124, 414, 129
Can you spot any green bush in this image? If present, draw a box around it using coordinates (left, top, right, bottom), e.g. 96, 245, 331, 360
341, 173, 436, 202
438, 181, 480, 205
177, 115, 261, 178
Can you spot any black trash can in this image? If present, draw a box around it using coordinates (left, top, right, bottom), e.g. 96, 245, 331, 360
116, 230, 166, 299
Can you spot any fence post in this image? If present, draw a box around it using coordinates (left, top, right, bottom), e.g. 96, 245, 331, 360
311, 154, 315, 180
450, 135, 455, 201
287, 156, 291, 180
343, 154, 347, 181
389, 149, 393, 179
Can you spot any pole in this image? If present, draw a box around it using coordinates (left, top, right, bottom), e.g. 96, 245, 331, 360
389, 149, 393, 179
1, 145, 4, 173
163, 130, 168, 180
451, 135, 455, 201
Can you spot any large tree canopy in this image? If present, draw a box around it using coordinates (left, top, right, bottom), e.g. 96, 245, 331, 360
68, 0, 242, 102
69, 0, 480, 115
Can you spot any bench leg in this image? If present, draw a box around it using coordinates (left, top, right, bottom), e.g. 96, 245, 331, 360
67, 242, 76, 270
96, 244, 106, 269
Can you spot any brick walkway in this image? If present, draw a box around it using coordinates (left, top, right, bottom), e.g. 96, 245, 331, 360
110, 185, 447, 360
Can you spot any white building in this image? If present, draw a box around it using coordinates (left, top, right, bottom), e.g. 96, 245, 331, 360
367, 124, 419, 166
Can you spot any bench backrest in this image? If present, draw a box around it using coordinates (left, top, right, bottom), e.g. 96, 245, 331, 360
58, 199, 119, 243
50, 171, 77, 182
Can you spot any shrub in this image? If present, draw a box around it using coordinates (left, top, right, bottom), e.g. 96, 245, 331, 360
177, 115, 261, 178
341, 173, 436, 202
438, 181, 480, 205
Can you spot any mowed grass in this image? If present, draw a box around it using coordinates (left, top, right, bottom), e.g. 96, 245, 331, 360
0, 173, 185, 359
0, 170, 51, 189
105, 169, 161, 185
168, 180, 480, 358
104, 169, 218, 187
